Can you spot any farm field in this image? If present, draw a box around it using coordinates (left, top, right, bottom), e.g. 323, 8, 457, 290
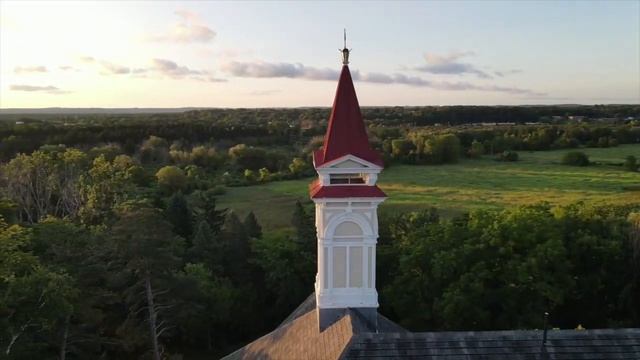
217, 145, 640, 230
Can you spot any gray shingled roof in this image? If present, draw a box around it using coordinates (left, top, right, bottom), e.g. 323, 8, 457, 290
344, 328, 640, 359
222, 293, 640, 360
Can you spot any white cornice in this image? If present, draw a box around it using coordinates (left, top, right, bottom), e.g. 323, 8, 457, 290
315, 154, 383, 170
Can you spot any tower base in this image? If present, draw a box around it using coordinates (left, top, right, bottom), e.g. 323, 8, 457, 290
317, 307, 378, 332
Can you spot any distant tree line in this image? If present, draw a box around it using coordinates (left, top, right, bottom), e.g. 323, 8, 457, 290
1, 107, 639, 184
375, 124, 639, 165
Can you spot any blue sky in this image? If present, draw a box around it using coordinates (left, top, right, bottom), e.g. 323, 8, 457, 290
1, 0, 638, 107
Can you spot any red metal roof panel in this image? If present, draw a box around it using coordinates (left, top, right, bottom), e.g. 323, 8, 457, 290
315, 65, 383, 168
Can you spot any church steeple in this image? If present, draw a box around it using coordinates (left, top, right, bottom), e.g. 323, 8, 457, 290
310, 35, 386, 332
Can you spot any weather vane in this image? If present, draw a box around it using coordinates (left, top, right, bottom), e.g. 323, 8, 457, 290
340, 29, 351, 65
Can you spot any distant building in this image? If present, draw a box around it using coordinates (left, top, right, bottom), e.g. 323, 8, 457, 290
222, 38, 640, 360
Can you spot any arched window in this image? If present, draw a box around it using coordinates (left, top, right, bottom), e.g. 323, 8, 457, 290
334, 221, 362, 238
331, 220, 367, 288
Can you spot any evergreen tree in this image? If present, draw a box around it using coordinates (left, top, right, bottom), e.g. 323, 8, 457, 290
290, 201, 316, 293
172, 263, 236, 354
244, 211, 262, 239
291, 201, 315, 254
166, 192, 192, 239
223, 212, 249, 276
30, 218, 103, 359
110, 207, 185, 360
194, 190, 226, 234
189, 220, 223, 273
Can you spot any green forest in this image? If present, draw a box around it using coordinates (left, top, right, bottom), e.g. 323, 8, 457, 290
1, 105, 639, 359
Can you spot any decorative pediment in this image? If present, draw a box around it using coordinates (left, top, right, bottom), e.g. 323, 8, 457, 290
318, 154, 382, 170
331, 159, 368, 168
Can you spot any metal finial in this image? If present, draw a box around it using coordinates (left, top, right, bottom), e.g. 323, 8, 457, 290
344, 28, 347, 48
339, 28, 351, 65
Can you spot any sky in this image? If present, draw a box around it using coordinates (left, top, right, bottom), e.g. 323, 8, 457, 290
0, 0, 638, 108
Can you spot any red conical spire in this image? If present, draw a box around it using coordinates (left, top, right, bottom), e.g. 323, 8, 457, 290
313, 65, 383, 167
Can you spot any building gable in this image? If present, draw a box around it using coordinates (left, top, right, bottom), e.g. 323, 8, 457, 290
331, 159, 369, 169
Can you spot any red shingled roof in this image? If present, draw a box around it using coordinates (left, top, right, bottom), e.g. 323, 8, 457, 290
314, 65, 383, 168
309, 179, 386, 199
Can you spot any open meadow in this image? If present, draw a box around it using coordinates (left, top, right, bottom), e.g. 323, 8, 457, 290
218, 144, 640, 230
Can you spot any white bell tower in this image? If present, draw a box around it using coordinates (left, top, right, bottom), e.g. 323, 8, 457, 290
310, 42, 386, 330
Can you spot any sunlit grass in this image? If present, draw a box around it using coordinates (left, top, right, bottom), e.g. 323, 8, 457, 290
217, 145, 640, 230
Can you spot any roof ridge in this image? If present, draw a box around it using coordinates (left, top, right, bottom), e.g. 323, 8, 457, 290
348, 308, 378, 334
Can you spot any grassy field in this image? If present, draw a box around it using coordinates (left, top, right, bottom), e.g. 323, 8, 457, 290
218, 145, 640, 230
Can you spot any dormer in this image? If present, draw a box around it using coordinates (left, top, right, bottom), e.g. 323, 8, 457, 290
314, 154, 382, 187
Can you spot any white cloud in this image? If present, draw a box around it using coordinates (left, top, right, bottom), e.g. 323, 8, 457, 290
415, 51, 491, 79
59, 65, 79, 71
222, 60, 544, 96
14, 66, 47, 74
147, 10, 216, 43
77, 56, 131, 75
221, 61, 339, 80
99, 61, 130, 75
75, 55, 224, 82
248, 89, 281, 96
151, 58, 204, 77
494, 69, 523, 77
10, 84, 69, 94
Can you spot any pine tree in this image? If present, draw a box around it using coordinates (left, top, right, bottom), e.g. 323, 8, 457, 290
222, 212, 250, 281
244, 211, 262, 239
195, 190, 226, 234
189, 220, 223, 273
165, 192, 192, 239
110, 207, 185, 360
291, 201, 316, 254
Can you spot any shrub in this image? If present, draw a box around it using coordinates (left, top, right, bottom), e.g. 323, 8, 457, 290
391, 139, 415, 159
258, 167, 271, 182
156, 166, 187, 193
229, 144, 268, 170
209, 185, 227, 195
289, 157, 310, 176
624, 156, 638, 172
424, 134, 461, 164
243, 169, 256, 182
191, 145, 222, 168
89, 143, 123, 161
467, 140, 485, 159
597, 137, 610, 148
497, 151, 519, 162
562, 151, 590, 166
140, 136, 169, 164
